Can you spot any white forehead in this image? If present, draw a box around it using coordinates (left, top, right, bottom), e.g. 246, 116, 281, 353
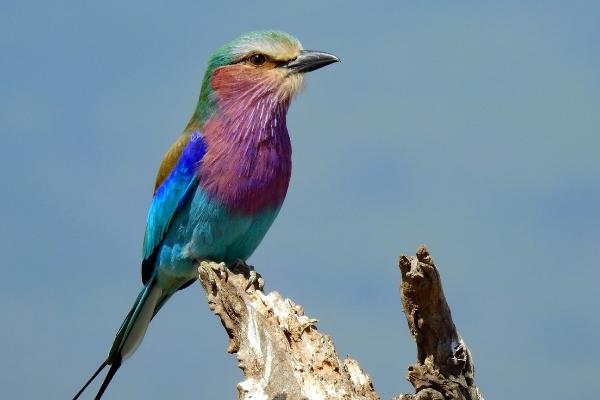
230, 31, 303, 61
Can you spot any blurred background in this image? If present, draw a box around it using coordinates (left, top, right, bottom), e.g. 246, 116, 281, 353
1, 1, 599, 398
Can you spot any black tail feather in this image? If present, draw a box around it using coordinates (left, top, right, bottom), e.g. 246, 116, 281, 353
72, 360, 108, 400
95, 358, 122, 400
74, 277, 163, 399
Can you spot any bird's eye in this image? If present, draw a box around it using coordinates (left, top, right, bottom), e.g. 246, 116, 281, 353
249, 53, 267, 66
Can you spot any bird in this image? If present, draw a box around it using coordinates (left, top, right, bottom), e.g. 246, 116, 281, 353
72, 30, 339, 399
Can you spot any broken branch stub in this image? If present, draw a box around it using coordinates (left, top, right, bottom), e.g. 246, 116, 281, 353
196, 244, 484, 400
198, 261, 379, 400
397, 246, 484, 400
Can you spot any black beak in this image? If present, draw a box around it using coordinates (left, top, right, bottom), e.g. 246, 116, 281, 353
284, 50, 340, 73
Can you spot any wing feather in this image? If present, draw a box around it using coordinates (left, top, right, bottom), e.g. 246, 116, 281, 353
141, 131, 206, 283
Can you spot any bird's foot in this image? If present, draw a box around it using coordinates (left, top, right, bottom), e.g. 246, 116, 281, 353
246, 268, 265, 292
204, 261, 228, 284
233, 259, 264, 292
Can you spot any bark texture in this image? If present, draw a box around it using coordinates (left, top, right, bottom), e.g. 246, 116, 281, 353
197, 245, 483, 400
396, 246, 484, 400
198, 261, 379, 400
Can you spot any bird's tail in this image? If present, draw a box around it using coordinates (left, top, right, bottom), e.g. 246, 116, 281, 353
73, 277, 164, 400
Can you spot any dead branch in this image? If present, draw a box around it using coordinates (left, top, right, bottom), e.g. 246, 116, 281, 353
197, 245, 483, 400
396, 246, 484, 400
197, 261, 379, 400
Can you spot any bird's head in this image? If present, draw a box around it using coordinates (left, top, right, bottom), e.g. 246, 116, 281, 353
194, 30, 339, 127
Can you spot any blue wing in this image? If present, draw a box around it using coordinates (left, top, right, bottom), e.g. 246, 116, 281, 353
141, 131, 206, 284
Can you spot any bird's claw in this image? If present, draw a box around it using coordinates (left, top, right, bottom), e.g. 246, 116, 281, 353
233, 259, 264, 292
206, 261, 228, 283
245, 269, 265, 292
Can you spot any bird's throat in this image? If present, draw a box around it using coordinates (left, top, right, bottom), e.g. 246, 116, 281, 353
197, 71, 293, 215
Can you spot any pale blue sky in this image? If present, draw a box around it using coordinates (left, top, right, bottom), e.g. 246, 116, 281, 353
1, 1, 599, 398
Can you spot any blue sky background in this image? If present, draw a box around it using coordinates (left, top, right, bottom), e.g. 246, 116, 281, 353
1, 1, 599, 398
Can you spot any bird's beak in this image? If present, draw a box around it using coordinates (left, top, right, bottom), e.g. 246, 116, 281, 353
284, 50, 340, 73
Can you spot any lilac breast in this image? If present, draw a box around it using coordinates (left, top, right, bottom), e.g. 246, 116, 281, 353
198, 100, 292, 215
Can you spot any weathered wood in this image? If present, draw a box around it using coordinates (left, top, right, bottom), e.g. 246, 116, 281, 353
396, 246, 484, 400
197, 245, 483, 400
198, 261, 379, 400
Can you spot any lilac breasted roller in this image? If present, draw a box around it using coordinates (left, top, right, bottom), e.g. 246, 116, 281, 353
72, 31, 339, 399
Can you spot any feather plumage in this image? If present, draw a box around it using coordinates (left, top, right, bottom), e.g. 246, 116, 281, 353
73, 30, 338, 400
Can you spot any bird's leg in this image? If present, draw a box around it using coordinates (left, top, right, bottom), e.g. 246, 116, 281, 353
233, 259, 264, 292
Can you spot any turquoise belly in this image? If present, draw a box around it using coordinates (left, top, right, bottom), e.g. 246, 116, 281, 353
155, 187, 280, 289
